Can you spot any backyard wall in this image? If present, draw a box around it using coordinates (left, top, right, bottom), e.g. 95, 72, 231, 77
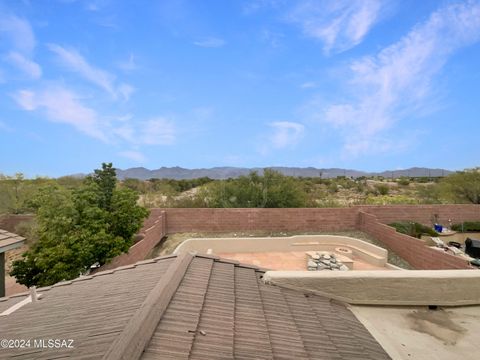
162, 205, 480, 234
357, 204, 480, 225
357, 211, 471, 269
163, 208, 359, 233
0, 214, 34, 232
98, 210, 167, 271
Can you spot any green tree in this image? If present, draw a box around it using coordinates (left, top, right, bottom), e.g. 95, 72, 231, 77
87, 162, 117, 210
10, 164, 149, 287
203, 169, 307, 208
438, 168, 480, 204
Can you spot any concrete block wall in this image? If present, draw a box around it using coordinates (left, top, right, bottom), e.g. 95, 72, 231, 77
357, 211, 471, 269
0, 214, 34, 232
357, 204, 480, 226
163, 208, 358, 233
99, 210, 167, 271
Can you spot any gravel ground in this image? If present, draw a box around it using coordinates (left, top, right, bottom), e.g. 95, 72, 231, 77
148, 230, 413, 269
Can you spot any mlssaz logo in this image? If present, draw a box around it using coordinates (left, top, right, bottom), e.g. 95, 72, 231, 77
33, 339, 74, 349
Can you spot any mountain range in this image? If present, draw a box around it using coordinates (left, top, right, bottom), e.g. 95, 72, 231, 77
113, 166, 453, 180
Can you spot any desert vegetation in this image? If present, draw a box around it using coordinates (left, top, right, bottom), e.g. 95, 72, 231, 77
1, 168, 479, 213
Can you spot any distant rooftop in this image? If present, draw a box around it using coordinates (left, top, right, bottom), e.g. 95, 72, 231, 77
0, 229, 25, 253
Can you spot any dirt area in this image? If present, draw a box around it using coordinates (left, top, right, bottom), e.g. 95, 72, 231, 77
3, 246, 29, 297
5, 275, 27, 296
148, 230, 413, 269
5, 245, 28, 273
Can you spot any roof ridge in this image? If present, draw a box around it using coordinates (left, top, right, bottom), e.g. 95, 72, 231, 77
258, 275, 310, 359
307, 296, 368, 359
331, 302, 372, 358
185, 258, 215, 358
102, 252, 194, 360
278, 288, 311, 359
195, 253, 269, 272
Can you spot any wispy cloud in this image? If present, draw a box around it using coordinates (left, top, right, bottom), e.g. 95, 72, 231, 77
300, 81, 316, 89
13, 86, 108, 141
0, 14, 36, 54
311, 1, 480, 156
140, 118, 176, 145
5, 52, 42, 79
118, 150, 146, 163
260, 29, 285, 48
48, 44, 132, 100
269, 121, 305, 148
117, 53, 137, 72
118, 83, 135, 101
287, 0, 384, 54
242, 0, 285, 15
193, 37, 226, 48
12, 84, 177, 149
0, 14, 42, 80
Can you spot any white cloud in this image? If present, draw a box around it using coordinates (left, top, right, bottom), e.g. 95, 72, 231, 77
48, 44, 132, 100
111, 115, 177, 147
316, 1, 480, 156
269, 121, 305, 148
117, 53, 137, 72
140, 118, 176, 145
261, 29, 285, 48
0, 14, 41, 80
300, 81, 316, 89
0, 15, 36, 54
112, 124, 135, 142
119, 150, 146, 163
12, 86, 177, 149
5, 52, 42, 79
287, 0, 383, 54
118, 83, 135, 101
193, 37, 226, 48
243, 0, 285, 14
13, 86, 108, 142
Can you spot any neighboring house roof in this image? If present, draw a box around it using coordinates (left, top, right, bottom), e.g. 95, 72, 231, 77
0, 253, 390, 360
0, 229, 25, 253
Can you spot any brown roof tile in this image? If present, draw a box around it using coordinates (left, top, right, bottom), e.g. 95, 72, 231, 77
0, 229, 25, 252
0, 254, 390, 360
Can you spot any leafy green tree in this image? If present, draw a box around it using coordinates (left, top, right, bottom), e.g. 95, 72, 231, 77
203, 169, 307, 208
87, 162, 117, 210
438, 168, 480, 204
10, 164, 149, 287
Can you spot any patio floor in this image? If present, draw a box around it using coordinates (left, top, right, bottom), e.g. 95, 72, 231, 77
217, 251, 389, 271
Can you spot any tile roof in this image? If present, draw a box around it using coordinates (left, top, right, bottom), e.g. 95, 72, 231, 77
0, 229, 25, 252
0, 253, 390, 359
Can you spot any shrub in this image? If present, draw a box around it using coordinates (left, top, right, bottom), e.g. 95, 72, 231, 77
397, 177, 410, 186
389, 221, 438, 238
374, 184, 390, 195
451, 221, 480, 232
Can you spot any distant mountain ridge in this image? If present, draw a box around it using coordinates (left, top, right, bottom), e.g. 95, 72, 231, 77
114, 166, 453, 180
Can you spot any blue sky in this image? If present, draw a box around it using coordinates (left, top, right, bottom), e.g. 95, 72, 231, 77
1, 0, 479, 177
